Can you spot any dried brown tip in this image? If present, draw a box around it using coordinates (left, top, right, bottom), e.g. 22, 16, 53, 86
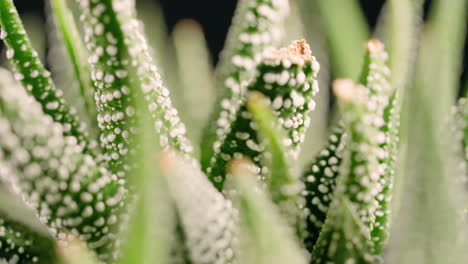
366, 39, 384, 54
332, 79, 368, 104
226, 157, 255, 177
290, 39, 312, 57
263, 39, 312, 66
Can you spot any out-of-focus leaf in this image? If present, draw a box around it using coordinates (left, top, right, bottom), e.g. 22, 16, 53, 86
49, 0, 97, 134
160, 151, 238, 264
208, 40, 320, 191
303, 0, 369, 79
119, 90, 172, 264
200, 0, 289, 171
173, 19, 216, 150
0, 0, 94, 154
0, 183, 58, 263
386, 0, 468, 263
226, 159, 308, 264
292, 0, 331, 165
247, 91, 303, 236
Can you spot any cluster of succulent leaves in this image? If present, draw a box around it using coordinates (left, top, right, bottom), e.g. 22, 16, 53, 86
0, 0, 467, 264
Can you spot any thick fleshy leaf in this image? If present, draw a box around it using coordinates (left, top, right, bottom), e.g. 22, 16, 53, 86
301, 0, 369, 79
247, 91, 304, 236
301, 124, 345, 251
200, 0, 289, 171
75, 0, 193, 178
119, 94, 172, 264
386, 0, 468, 262
208, 40, 320, 191
0, 0, 94, 154
0, 184, 58, 264
0, 68, 125, 260
160, 151, 238, 264
49, 0, 97, 133
172, 19, 216, 149
226, 159, 307, 264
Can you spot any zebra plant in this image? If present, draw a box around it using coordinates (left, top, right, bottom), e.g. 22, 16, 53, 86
0, 0, 467, 263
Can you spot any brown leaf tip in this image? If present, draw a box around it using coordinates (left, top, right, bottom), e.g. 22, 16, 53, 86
263, 39, 313, 66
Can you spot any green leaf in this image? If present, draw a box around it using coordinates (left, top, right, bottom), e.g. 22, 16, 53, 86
226, 159, 307, 264
160, 151, 238, 264
173, 19, 216, 149
303, 0, 369, 79
383, 0, 424, 235
119, 89, 172, 264
200, 0, 289, 171
456, 98, 468, 162
358, 40, 397, 253
75, 0, 193, 178
246, 91, 303, 235
386, 0, 468, 263
0, 68, 125, 260
293, 0, 332, 166
311, 196, 380, 264
311, 71, 393, 261
0, 0, 94, 155
385, 0, 423, 91
49, 0, 97, 134
0, 185, 59, 264
301, 124, 345, 252
207, 40, 320, 191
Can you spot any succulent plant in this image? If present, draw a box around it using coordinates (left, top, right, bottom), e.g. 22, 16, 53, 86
0, 0, 467, 264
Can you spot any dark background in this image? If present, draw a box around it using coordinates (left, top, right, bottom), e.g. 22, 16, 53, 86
3, 0, 467, 88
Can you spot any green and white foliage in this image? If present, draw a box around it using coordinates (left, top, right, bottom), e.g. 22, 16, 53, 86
200, 0, 289, 170
0, 216, 57, 264
160, 151, 238, 264
226, 159, 307, 264
47, 0, 98, 136
208, 40, 320, 191
359, 40, 396, 252
246, 91, 305, 237
0, 0, 466, 263
172, 19, 216, 149
0, 183, 59, 264
76, 0, 193, 178
0, 69, 125, 261
454, 98, 468, 164
311, 196, 378, 264
311, 49, 394, 260
311, 79, 381, 263
119, 98, 173, 264
0, 0, 94, 154
301, 124, 346, 251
